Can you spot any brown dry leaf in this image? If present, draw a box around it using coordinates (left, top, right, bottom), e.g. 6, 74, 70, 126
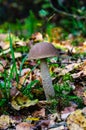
59, 63, 80, 76
30, 32, 43, 42
11, 93, 38, 110
20, 68, 41, 88
73, 85, 86, 105
73, 85, 84, 97
58, 60, 86, 78
0, 33, 25, 50
32, 108, 45, 117
34, 120, 50, 129
82, 107, 86, 114
12, 68, 39, 91
83, 91, 86, 97
52, 35, 86, 54
32, 69, 42, 83
77, 60, 86, 70
18, 74, 32, 89
0, 59, 7, 72
71, 71, 83, 78
10, 86, 19, 97
62, 105, 77, 114
82, 91, 86, 105
13, 69, 32, 89
61, 105, 77, 120
0, 115, 15, 129
53, 39, 76, 53
72, 61, 86, 78
20, 68, 31, 76
67, 109, 86, 130
16, 122, 33, 130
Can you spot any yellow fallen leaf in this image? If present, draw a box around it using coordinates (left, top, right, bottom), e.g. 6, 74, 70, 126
67, 123, 83, 130
0, 115, 15, 129
67, 109, 86, 130
11, 94, 38, 110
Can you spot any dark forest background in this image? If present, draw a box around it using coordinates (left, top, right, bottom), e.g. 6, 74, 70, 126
0, 0, 86, 38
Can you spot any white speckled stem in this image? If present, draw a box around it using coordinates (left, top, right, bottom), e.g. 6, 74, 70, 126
40, 59, 55, 99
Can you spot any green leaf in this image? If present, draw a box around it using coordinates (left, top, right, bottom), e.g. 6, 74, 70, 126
39, 9, 49, 17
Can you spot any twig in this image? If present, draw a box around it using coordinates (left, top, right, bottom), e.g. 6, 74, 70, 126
50, 0, 86, 20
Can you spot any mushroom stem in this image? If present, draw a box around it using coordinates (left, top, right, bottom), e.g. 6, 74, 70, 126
40, 59, 55, 99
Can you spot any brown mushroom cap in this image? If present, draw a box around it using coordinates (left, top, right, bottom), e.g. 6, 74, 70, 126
28, 42, 57, 60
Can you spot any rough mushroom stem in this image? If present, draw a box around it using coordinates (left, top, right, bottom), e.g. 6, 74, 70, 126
40, 59, 55, 99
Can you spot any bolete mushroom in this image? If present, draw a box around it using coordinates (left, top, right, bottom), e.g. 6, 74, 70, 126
28, 42, 58, 99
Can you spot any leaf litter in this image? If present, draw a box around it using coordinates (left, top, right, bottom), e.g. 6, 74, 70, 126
0, 32, 86, 129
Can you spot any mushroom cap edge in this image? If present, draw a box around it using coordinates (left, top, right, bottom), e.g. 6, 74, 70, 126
28, 42, 58, 60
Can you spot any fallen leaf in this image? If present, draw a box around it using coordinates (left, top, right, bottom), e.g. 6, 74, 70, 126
61, 105, 77, 120
0, 59, 7, 72
82, 107, 86, 114
67, 123, 83, 130
32, 108, 45, 117
16, 122, 33, 130
0, 34, 24, 50
49, 113, 61, 122
35, 120, 50, 129
11, 93, 38, 110
0, 48, 11, 56
73, 85, 86, 105
0, 41, 10, 49
0, 115, 15, 129
10, 52, 22, 58
59, 63, 80, 76
15, 40, 26, 46
67, 109, 86, 130
82, 91, 86, 105
20, 68, 31, 76
13, 71, 32, 89
30, 32, 43, 42
71, 71, 83, 78
10, 86, 19, 97
32, 69, 42, 83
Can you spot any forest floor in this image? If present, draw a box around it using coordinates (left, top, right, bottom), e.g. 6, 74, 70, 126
0, 30, 86, 130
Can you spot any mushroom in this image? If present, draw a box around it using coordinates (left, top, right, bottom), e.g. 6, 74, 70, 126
28, 42, 58, 99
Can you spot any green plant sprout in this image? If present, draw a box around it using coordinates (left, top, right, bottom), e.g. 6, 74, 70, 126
54, 81, 83, 111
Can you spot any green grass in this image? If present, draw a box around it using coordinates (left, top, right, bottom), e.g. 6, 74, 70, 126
0, 33, 40, 108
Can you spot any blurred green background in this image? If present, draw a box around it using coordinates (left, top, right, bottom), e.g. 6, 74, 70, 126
0, 0, 86, 38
